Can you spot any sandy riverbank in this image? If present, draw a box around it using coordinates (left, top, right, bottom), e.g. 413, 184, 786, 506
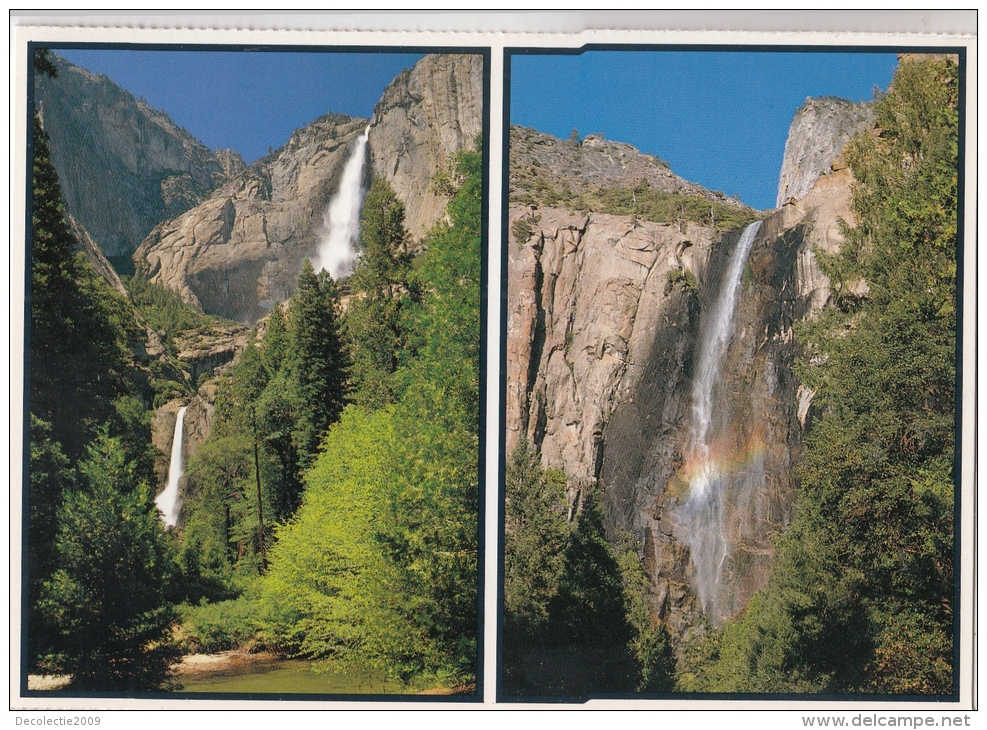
172, 650, 281, 677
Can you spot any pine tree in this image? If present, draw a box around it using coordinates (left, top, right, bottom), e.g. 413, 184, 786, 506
503, 440, 569, 640
29, 113, 131, 460
287, 260, 347, 466
27, 416, 74, 666
791, 55, 958, 694
346, 178, 415, 407
262, 302, 289, 377
28, 99, 139, 671
41, 432, 179, 690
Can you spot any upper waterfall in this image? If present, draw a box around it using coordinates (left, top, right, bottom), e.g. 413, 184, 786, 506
312, 125, 371, 279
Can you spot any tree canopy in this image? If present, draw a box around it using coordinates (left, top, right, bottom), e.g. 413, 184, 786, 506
176, 147, 483, 691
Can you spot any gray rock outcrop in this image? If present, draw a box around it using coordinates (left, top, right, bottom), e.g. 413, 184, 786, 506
371, 53, 484, 243
135, 113, 368, 323
775, 96, 874, 207
505, 207, 721, 484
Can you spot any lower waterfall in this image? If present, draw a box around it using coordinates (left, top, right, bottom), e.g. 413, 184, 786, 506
677, 220, 763, 623
155, 405, 187, 528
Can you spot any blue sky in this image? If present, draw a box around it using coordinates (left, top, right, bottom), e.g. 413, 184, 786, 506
510, 50, 898, 210
57, 49, 423, 165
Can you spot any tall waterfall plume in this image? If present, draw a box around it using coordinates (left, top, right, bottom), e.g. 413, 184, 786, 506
155, 405, 187, 528
677, 220, 763, 623
312, 125, 371, 278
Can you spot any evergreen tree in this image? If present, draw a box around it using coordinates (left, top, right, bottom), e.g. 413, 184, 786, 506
790, 55, 957, 694
211, 336, 269, 437
346, 178, 415, 407
256, 370, 303, 522
503, 440, 569, 641
617, 548, 677, 692
503, 441, 659, 697
28, 100, 146, 671
288, 261, 347, 466
34, 48, 58, 79
29, 114, 132, 460
27, 416, 74, 666
261, 302, 289, 377
41, 432, 179, 690
177, 433, 266, 595
177, 270, 347, 593
111, 395, 158, 490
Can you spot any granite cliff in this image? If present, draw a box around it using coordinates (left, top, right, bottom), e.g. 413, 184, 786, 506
775, 96, 874, 207
506, 96, 872, 643
371, 53, 484, 242
134, 113, 368, 323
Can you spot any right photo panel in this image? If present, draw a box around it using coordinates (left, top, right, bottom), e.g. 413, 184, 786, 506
501, 47, 963, 701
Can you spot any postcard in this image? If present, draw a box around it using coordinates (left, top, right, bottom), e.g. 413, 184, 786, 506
9, 11, 976, 716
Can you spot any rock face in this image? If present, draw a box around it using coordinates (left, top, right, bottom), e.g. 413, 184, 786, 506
371, 53, 484, 243
35, 54, 232, 259
149, 331, 244, 503
598, 214, 812, 636
505, 207, 721, 487
150, 387, 219, 506
775, 97, 874, 207
134, 53, 484, 323
173, 325, 249, 385
506, 99, 870, 643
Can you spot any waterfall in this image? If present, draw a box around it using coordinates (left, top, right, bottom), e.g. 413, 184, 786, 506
312, 124, 371, 279
678, 220, 763, 622
155, 405, 187, 528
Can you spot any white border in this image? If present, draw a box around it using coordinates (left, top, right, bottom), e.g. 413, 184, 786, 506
7, 11, 977, 715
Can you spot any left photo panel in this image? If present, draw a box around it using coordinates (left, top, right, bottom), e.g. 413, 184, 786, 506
21, 45, 487, 700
